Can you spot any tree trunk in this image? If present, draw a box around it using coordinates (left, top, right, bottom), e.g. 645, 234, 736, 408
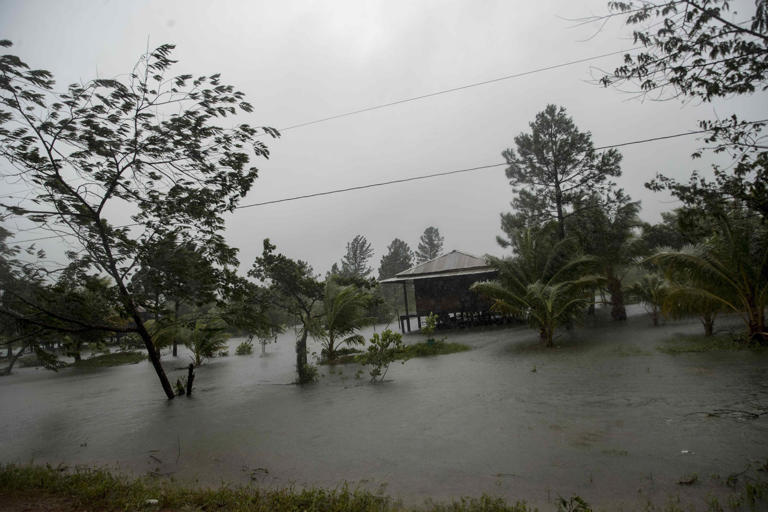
651, 306, 659, 327
98, 226, 175, 399
747, 304, 767, 344
606, 271, 627, 321
296, 327, 309, 384
540, 326, 554, 348
555, 188, 566, 240
172, 300, 180, 357
1, 344, 27, 376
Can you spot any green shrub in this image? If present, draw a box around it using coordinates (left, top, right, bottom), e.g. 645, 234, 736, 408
235, 340, 254, 355
357, 329, 406, 383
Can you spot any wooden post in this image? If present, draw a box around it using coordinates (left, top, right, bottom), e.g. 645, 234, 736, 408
402, 281, 411, 332
185, 363, 195, 396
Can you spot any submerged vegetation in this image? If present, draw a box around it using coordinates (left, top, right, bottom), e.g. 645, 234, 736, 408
70, 351, 146, 368
657, 333, 767, 355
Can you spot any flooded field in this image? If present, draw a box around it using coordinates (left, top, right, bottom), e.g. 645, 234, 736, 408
1, 306, 767, 510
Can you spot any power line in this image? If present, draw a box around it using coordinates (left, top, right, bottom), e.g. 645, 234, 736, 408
277, 48, 636, 132
13, 119, 766, 245
0, 47, 638, 201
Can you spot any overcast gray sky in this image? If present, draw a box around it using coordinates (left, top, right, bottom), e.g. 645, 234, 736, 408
1, 0, 765, 275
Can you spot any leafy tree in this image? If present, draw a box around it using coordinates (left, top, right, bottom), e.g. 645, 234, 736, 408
338, 235, 374, 278
357, 329, 406, 383
378, 238, 414, 279
249, 239, 323, 384
501, 105, 622, 241
567, 192, 642, 320
416, 226, 444, 263
649, 212, 768, 343
130, 234, 220, 357
50, 273, 115, 362
316, 279, 374, 361
0, 42, 278, 398
602, 1, 768, 217
472, 226, 603, 347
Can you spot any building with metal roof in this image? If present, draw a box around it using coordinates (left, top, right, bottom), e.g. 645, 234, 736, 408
379, 250, 498, 332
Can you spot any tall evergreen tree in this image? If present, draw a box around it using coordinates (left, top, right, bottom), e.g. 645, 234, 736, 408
378, 239, 414, 279
416, 227, 444, 263
501, 105, 622, 241
340, 235, 374, 278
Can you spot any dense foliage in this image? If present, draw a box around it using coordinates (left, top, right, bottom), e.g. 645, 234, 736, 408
0, 41, 278, 398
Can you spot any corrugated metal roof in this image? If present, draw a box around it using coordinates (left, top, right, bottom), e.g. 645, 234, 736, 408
379, 250, 496, 283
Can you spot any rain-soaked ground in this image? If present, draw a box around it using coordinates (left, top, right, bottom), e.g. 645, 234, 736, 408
1, 305, 767, 510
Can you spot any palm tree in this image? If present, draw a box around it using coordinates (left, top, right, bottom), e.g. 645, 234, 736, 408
628, 273, 668, 326
568, 193, 643, 321
317, 280, 374, 361
472, 226, 603, 347
649, 214, 767, 343
663, 283, 723, 336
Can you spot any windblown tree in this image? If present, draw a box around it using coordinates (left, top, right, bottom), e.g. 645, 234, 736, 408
316, 278, 374, 361
0, 42, 279, 398
472, 224, 603, 347
649, 212, 768, 343
567, 192, 642, 320
339, 234, 374, 278
0, 225, 67, 375
415, 226, 444, 263
500, 105, 623, 241
249, 239, 323, 384
602, 1, 768, 217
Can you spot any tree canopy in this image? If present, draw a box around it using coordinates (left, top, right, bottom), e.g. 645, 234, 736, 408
378, 238, 414, 279
339, 234, 374, 278
0, 41, 278, 398
501, 104, 623, 240
416, 226, 444, 263
602, 1, 768, 217
249, 239, 323, 384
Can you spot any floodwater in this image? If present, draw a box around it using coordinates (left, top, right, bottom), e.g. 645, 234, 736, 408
1, 306, 767, 509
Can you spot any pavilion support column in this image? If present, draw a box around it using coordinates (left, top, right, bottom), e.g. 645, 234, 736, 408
402, 281, 411, 333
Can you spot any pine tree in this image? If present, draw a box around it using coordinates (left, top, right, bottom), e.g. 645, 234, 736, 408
378, 239, 414, 279
416, 227, 444, 264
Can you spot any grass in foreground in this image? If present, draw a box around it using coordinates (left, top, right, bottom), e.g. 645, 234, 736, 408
0, 464, 532, 512
2, 464, 768, 512
657, 333, 766, 354
71, 351, 146, 368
